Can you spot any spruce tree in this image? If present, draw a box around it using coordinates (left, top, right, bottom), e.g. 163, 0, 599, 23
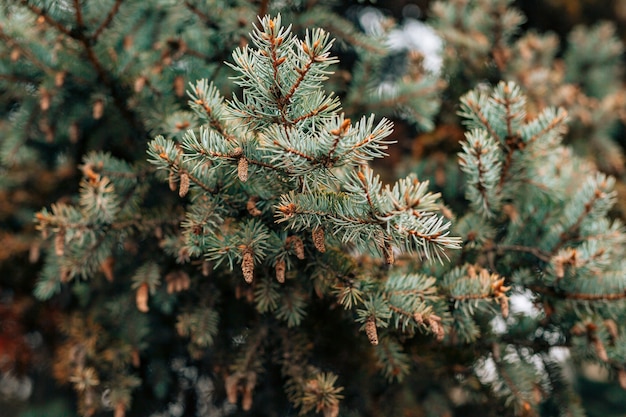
1, 1, 626, 417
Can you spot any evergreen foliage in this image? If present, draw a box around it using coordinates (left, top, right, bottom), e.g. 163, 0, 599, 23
1, 1, 626, 417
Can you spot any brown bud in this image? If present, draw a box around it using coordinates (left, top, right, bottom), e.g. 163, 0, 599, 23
238, 157, 249, 182
93, 99, 104, 120
242, 248, 254, 283
340, 118, 351, 133
136, 283, 149, 313
275, 259, 286, 283
175, 120, 190, 131
278, 203, 297, 217
179, 172, 190, 197
168, 170, 177, 191
101, 256, 115, 282
365, 317, 378, 345
312, 227, 326, 253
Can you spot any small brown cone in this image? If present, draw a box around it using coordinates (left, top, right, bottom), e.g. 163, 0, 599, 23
238, 157, 249, 182
242, 388, 253, 411
40, 88, 50, 111
242, 249, 254, 284
275, 259, 286, 283
246, 197, 262, 216
134, 76, 146, 93
287, 236, 305, 259
225, 374, 239, 404
242, 372, 256, 411
93, 99, 104, 120
55, 71, 66, 87
179, 172, 190, 197
312, 227, 326, 253
365, 317, 378, 345
428, 314, 445, 341
136, 283, 150, 313
10, 48, 20, 62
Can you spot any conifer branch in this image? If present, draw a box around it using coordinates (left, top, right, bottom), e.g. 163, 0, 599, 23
495, 244, 551, 263
92, 0, 124, 41
0, 25, 54, 76
20, 0, 73, 36
183, 1, 218, 29
19, 5, 626, 416
20, 0, 145, 136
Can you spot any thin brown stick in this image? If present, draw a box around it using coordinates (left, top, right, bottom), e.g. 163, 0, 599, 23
92, 0, 124, 41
